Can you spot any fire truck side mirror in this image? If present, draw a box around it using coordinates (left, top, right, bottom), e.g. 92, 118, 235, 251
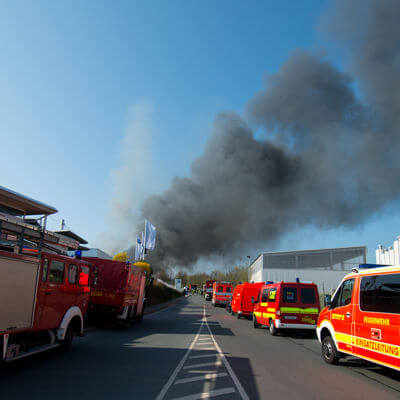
251, 296, 256, 304
324, 294, 332, 309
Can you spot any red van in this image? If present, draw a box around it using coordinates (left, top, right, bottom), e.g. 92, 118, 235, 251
231, 282, 265, 319
253, 280, 320, 335
212, 282, 233, 307
317, 264, 400, 370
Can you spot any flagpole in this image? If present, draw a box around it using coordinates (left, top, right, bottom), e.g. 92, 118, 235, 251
142, 220, 147, 261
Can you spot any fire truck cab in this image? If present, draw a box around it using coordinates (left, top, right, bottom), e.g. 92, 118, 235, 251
0, 186, 90, 361
253, 280, 320, 335
317, 264, 400, 370
212, 282, 233, 307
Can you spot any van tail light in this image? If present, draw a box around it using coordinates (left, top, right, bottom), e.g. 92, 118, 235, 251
276, 310, 281, 316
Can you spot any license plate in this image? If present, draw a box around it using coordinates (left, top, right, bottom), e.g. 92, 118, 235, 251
284, 316, 297, 320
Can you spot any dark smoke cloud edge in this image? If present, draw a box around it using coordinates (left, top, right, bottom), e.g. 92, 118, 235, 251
138, 0, 400, 269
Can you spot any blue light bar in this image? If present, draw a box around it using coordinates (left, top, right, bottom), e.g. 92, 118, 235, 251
358, 263, 390, 269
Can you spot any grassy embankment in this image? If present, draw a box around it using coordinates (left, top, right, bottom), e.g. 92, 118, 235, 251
147, 280, 182, 306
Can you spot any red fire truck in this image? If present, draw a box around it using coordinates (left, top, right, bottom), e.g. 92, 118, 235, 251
204, 280, 215, 300
86, 257, 147, 324
0, 188, 90, 361
253, 280, 320, 335
212, 282, 233, 307
317, 264, 400, 370
231, 282, 265, 319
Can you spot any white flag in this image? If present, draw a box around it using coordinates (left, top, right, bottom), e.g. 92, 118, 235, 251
135, 235, 144, 261
145, 219, 157, 250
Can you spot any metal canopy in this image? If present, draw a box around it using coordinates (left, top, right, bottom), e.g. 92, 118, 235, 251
53, 230, 88, 245
0, 186, 57, 216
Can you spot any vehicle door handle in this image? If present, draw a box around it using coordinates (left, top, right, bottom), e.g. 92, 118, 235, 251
346, 312, 351, 318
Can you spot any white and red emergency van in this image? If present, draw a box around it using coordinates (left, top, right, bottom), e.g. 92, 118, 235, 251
317, 264, 400, 370
252, 280, 320, 335
231, 282, 265, 319
204, 280, 215, 301
212, 282, 233, 307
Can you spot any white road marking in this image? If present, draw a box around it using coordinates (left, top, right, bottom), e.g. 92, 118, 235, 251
183, 361, 222, 369
193, 347, 215, 351
174, 373, 228, 385
154, 320, 204, 400
155, 303, 249, 400
189, 354, 219, 359
170, 387, 236, 400
203, 312, 250, 400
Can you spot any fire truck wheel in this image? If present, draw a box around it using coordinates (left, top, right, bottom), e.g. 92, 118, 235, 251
61, 324, 74, 349
237, 313, 241, 319
269, 319, 277, 336
321, 335, 339, 365
135, 303, 145, 323
253, 316, 260, 328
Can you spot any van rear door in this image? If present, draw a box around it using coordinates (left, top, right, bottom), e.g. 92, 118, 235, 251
298, 285, 319, 326
280, 285, 300, 325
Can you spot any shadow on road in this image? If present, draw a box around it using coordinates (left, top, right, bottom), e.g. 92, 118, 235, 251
225, 356, 261, 400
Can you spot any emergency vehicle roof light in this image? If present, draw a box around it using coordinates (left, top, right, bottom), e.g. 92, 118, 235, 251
352, 267, 358, 273
296, 277, 300, 283
358, 263, 390, 269
266, 281, 274, 284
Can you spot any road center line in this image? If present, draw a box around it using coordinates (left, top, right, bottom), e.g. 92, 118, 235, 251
189, 354, 219, 359
154, 312, 205, 400
174, 372, 228, 385
183, 361, 222, 369
203, 305, 250, 400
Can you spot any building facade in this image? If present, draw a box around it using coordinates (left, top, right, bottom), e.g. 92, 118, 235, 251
376, 237, 400, 265
248, 246, 366, 294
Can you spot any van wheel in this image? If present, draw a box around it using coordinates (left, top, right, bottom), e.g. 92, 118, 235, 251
237, 312, 241, 319
322, 335, 339, 365
269, 320, 277, 336
61, 324, 74, 349
253, 316, 260, 329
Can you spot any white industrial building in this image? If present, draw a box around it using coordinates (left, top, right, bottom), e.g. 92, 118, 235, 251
248, 246, 366, 294
376, 236, 400, 265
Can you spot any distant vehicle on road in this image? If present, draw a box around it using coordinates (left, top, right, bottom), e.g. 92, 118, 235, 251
317, 264, 400, 371
231, 282, 264, 319
85, 257, 147, 325
252, 280, 320, 335
212, 282, 233, 307
204, 280, 215, 301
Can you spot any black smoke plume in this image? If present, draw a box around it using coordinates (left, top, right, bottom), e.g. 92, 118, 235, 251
140, 0, 400, 268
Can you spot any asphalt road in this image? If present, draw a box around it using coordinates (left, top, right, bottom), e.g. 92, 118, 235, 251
1, 295, 400, 399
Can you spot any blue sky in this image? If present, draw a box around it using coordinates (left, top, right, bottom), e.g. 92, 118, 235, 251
1, 0, 399, 263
